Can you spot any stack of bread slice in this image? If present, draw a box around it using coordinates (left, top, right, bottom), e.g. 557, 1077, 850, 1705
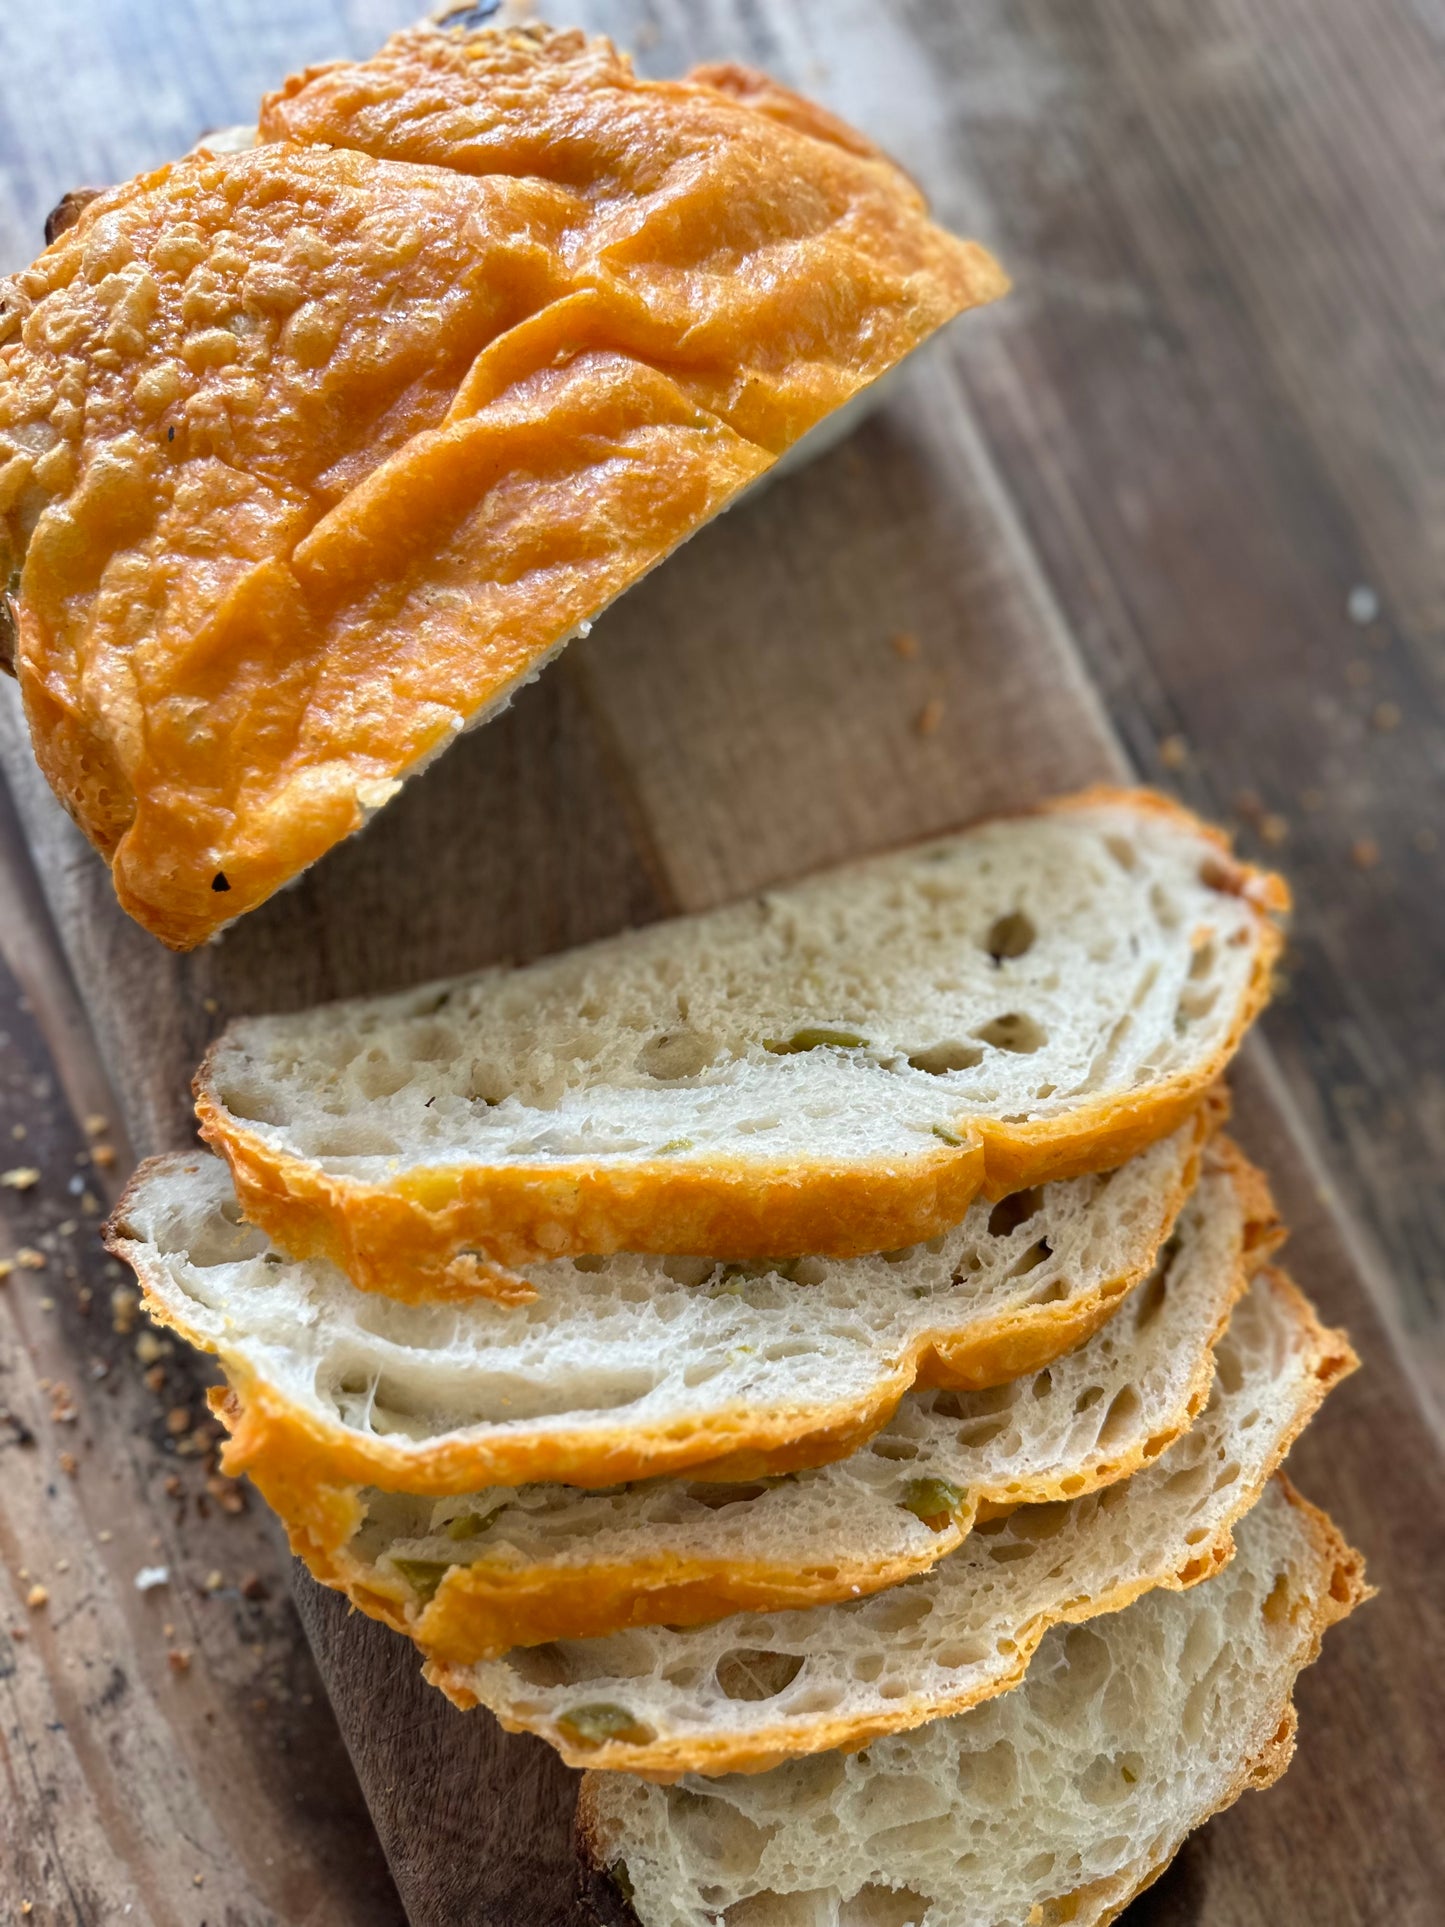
108, 787, 1368, 1925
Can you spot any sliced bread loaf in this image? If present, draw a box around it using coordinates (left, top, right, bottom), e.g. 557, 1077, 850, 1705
280, 1140, 1274, 1662
106, 1111, 1209, 1501
195, 789, 1286, 1290
2, 20, 1005, 947
431, 1267, 1352, 1775
577, 1477, 1368, 1927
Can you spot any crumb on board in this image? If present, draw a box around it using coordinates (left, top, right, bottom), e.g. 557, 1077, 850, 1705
1157, 733, 1188, 770
25, 1583, 48, 1610
889, 629, 921, 659
916, 696, 945, 736
1347, 583, 1380, 623
1351, 837, 1381, 871
83, 1113, 109, 1136
1, 1166, 40, 1191
15, 1247, 45, 1270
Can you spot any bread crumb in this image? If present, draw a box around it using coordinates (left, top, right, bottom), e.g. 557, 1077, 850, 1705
207, 1474, 247, 1516
90, 1142, 118, 1169
166, 1405, 192, 1436
98, 1530, 112, 1544
1, 1166, 40, 1191
1260, 813, 1289, 847
203, 1569, 224, 1592
0, 1260, 11, 1283
134, 1565, 170, 1592
135, 1329, 165, 1365
83, 1113, 109, 1137
25, 1583, 48, 1610
10, 1123, 24, 1140
1157, 734, 1188, 770
916, 696, 945, 736
169, 1648, 193, 1674
16, 1247, 45, 1270
1351, 837, 1380, 871
112, 1286, 139, 1334
240, 1572, 269, 1602
889, 630, 920, 660
1372, 701, 1401, 732
58, 1450, 78, 1477
1347, 583, 1379, 624
143, 1364, 167, 1396
203, 996, 220, 1015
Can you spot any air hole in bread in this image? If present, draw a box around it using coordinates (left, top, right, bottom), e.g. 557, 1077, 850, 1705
1007, 1236, 1053, 1278
715, 1648, 805, 1701
355, 1051, 413, 1101
723, 1893, 827, 1927
1095, 1384, 1142, 1450
984, 910, 1037, 962
636, 1028, 718, 1080
683, 1482, 770, 1510
987, 1187, 1042, 1238
502, 1642, 571, 1689
973, 1011, 1047, 1054
906, 1041, 985, 1075
1174, 987, 1221, 1036
841, 1884, 931, 1926
465, 1062, 509, 1105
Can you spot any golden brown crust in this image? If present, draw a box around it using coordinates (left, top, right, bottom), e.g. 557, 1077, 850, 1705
1, 23, 1005, 947
566, 1472, 1371, 1803
246, 1133, 1281, 1667
108, 1103, 1220, 1524
425, 1287, 1356, 1776
194, 788, 1287, 1292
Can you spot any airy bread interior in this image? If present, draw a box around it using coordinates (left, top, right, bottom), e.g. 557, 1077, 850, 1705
107, 1116, 1205, 1496
309, 1142, 1267, 1660
204, 795, 1279, 1176
432, 1267, 1351, 1776
577, 1478, 1368, 1927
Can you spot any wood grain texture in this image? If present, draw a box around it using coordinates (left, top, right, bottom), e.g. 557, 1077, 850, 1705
0, 0, 1441, 1922
0, 805, 405, 1927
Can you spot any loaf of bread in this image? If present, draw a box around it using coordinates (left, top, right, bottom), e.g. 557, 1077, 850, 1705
431, 1267, 1352, 1775
196, 789, 1286, 1289
0, 18, 1004, 947
266, 1139, 1276, 1663
106, 1109, 1208, 1532
576, 1478, 1368, 1925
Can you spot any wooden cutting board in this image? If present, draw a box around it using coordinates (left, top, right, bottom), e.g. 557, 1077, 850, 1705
1, 2, 1440, 1923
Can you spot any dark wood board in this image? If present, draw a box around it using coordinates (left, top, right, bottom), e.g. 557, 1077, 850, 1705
0, 1, 1441, 1923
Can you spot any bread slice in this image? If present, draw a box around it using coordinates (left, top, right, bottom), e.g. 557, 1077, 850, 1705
196, 789, 1286, 1289
106, 1109, 1215, 1503
0, 20, 1004, 948
277, 1140, 1275, 1662
576, 1477, 1369, 1927
431, 1267, 1351, 1776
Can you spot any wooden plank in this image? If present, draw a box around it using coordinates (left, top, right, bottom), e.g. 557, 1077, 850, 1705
908, 0, 1445, 1415
0, 803, 404, 1926
0, 1, 1440, 1922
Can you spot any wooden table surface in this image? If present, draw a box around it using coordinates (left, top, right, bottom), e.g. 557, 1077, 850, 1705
1, 3, 1440, 1924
